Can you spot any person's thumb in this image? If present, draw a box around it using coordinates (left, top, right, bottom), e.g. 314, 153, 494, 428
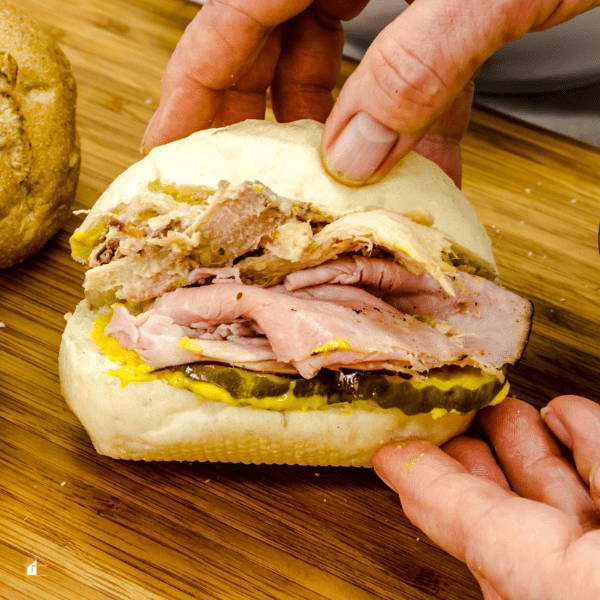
320, 0, 527, 186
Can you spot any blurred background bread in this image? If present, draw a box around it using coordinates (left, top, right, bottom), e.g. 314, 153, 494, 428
0, 0, 79, 269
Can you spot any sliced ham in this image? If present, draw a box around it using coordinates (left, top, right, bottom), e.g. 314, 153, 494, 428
284, 255, 440, 295
107, 282, 471, 379
104, 256, 531, 380
284, 255, 532, 368
106, 305, 279, 370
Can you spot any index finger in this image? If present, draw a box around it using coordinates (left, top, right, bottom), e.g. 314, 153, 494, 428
542, 395, 600, 482
142, 0, 313, 151
372, 441, 589, 599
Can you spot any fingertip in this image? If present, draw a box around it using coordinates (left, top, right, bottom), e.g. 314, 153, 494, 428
543, 395, 600, 445
540, 405, 573, 449
477, 396, 527, 428
372, 440, 442, 495
546, 395, 597, 410
319, 111, 399, 186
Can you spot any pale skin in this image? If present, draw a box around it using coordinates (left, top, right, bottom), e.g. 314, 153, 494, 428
373, 396, 600, 600
141, 0, 600, 187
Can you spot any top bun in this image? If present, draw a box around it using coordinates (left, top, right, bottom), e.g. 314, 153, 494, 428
87, 119, 494, 266
0, 1, 80, 269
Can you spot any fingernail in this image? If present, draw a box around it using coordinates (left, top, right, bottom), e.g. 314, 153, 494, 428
323, 112, 398, 184
140, 110, 158, 155
540, 406, 573, 449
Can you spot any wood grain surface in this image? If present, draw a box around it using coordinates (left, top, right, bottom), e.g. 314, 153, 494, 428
1, 1, 599, 599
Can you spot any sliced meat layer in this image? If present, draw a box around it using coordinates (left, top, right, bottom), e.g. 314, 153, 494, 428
284, 255, 533, 368
106, 305, 281, 370
106, 282, 471, 379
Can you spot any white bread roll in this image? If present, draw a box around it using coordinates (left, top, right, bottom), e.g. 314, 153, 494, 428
61, 119, 498, 467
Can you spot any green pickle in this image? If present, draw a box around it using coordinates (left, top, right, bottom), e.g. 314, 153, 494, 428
179, 363, 503, 415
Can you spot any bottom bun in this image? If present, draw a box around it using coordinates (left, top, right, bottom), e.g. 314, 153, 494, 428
59, 301, 476, 467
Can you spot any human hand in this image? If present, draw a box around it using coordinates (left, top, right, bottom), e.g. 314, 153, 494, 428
141, 1, 369, 151
142, 0, 599, 187
372, 396, 600, 600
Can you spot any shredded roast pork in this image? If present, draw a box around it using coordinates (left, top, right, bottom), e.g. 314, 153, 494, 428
80, 181, 460, 306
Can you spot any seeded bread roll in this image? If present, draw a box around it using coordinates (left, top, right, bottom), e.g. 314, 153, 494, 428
0, 1, 80, 268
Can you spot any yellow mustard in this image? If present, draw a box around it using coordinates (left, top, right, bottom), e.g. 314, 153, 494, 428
92, 313, 508, 414
70, 220, 106, 261
310, 339, 351, 356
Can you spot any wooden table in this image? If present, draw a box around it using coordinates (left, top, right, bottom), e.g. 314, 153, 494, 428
1, 1, 599, 598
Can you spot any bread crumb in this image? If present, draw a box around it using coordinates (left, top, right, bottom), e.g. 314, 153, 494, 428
60, 481, 66, 486
570, 198, 577, 203
525, 188, 531, 193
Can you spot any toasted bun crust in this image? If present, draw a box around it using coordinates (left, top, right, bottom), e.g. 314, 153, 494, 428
60, 301, 476, 467
83, 119, 494, 266
0, 1, 80, 268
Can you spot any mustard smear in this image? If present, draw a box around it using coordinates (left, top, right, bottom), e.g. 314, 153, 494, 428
70, 220, 106, 261
92, 313, 509, 415
403, 453, 425, 473
179, 336, 204, 354
91, 311, 156, 386
310, 339, 351, 356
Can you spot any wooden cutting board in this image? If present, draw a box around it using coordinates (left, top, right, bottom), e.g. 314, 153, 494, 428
1, 1, 599, 599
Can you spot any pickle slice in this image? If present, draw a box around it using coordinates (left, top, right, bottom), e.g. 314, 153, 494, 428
181, 364, 502, 415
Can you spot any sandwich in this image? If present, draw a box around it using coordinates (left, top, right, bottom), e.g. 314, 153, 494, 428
59, 119, 532, 467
